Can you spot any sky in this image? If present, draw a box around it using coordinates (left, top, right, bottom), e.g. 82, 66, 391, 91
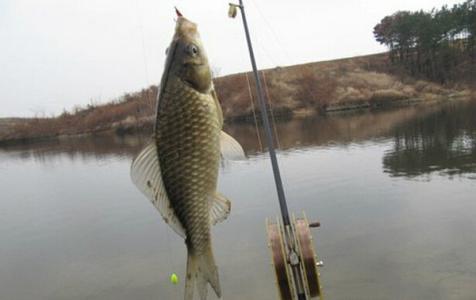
0, 0, 466, 117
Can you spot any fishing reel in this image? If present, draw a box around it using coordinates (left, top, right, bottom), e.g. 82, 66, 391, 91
266, 213, 323, 300
226, 2, 324, 298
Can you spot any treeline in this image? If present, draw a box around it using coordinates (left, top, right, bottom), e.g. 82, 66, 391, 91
373, 0, 476, 83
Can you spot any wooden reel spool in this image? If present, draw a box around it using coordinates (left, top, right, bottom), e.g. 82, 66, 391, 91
266, 213, 323, 299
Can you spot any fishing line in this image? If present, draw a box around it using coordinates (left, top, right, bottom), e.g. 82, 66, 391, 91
133, 0, 179, 279
231, 4, 325, 298
133, 0, 154, 111
261, 70, 281, 149
244, 31, 284, 151
252, 29, 284, 68
235, 21, 284, 151
245, 72, 264, 152
249, 0, 294, 63
163, 222, 177, 276
241, 1, 323, 200
238, 2, 288, 150
249, 0, 322, 115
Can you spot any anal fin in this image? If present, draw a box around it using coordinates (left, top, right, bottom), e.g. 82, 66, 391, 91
209, 192, 231, 225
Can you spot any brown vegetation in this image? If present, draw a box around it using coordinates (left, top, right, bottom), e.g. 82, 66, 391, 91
0, 53, 473, 145
0, 87, 157, 143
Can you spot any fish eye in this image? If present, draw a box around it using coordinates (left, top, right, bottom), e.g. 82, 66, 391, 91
186, 44, 199, 56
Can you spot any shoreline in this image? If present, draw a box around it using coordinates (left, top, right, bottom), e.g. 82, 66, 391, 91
1, 94, 472, 148
1, 51, 474, 147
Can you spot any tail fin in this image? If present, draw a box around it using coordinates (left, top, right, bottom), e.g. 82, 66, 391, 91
184, 247, 221, 300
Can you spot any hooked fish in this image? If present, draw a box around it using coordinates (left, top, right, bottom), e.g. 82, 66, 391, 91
131, 9, 245, 300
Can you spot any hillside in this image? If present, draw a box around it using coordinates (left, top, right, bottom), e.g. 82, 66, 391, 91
214, 53, 472, 119
0, 52, 473, 145
0, 118, 33, 139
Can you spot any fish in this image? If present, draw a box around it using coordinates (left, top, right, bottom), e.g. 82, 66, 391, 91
130, 9, 245, 300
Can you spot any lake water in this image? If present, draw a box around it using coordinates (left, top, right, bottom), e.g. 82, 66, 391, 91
1, 101, 475, 300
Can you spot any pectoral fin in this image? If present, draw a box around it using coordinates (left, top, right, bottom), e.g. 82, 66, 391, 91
220, 131, 246, 161
130, 142, 186, 238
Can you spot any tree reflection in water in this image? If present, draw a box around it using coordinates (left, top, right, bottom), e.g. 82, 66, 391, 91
383, 101, 476, 178
2, 100, 475, 180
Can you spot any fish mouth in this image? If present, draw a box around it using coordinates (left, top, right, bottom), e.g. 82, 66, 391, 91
182, 78, 195, 87
183, 62, 204, 67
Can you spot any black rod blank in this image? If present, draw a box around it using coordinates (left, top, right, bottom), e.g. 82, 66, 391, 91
237, 0, 291, 227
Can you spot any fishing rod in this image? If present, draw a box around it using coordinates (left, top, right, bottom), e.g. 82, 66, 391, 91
228, 2, 323, 299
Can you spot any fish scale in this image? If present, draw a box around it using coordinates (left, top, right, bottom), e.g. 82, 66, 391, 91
157, 77, 221, 255
130, 14, 245, 299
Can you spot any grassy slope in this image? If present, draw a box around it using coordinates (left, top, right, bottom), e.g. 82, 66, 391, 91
0, 52, 473, 144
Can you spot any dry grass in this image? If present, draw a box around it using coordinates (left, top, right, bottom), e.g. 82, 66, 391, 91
0, 52, 469, 144
0, 87, 157, 143
216, 53, 456, 114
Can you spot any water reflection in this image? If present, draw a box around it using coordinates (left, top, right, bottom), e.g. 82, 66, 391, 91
1, 101, 476, 300
2, 101, 475, 181
226, 104, 441, 153
383, 101, 476, 178
0, 134, 149, 163
0, 105, 432, 160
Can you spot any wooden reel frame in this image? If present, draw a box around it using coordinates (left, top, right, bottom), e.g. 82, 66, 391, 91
266, 213, 323, 299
